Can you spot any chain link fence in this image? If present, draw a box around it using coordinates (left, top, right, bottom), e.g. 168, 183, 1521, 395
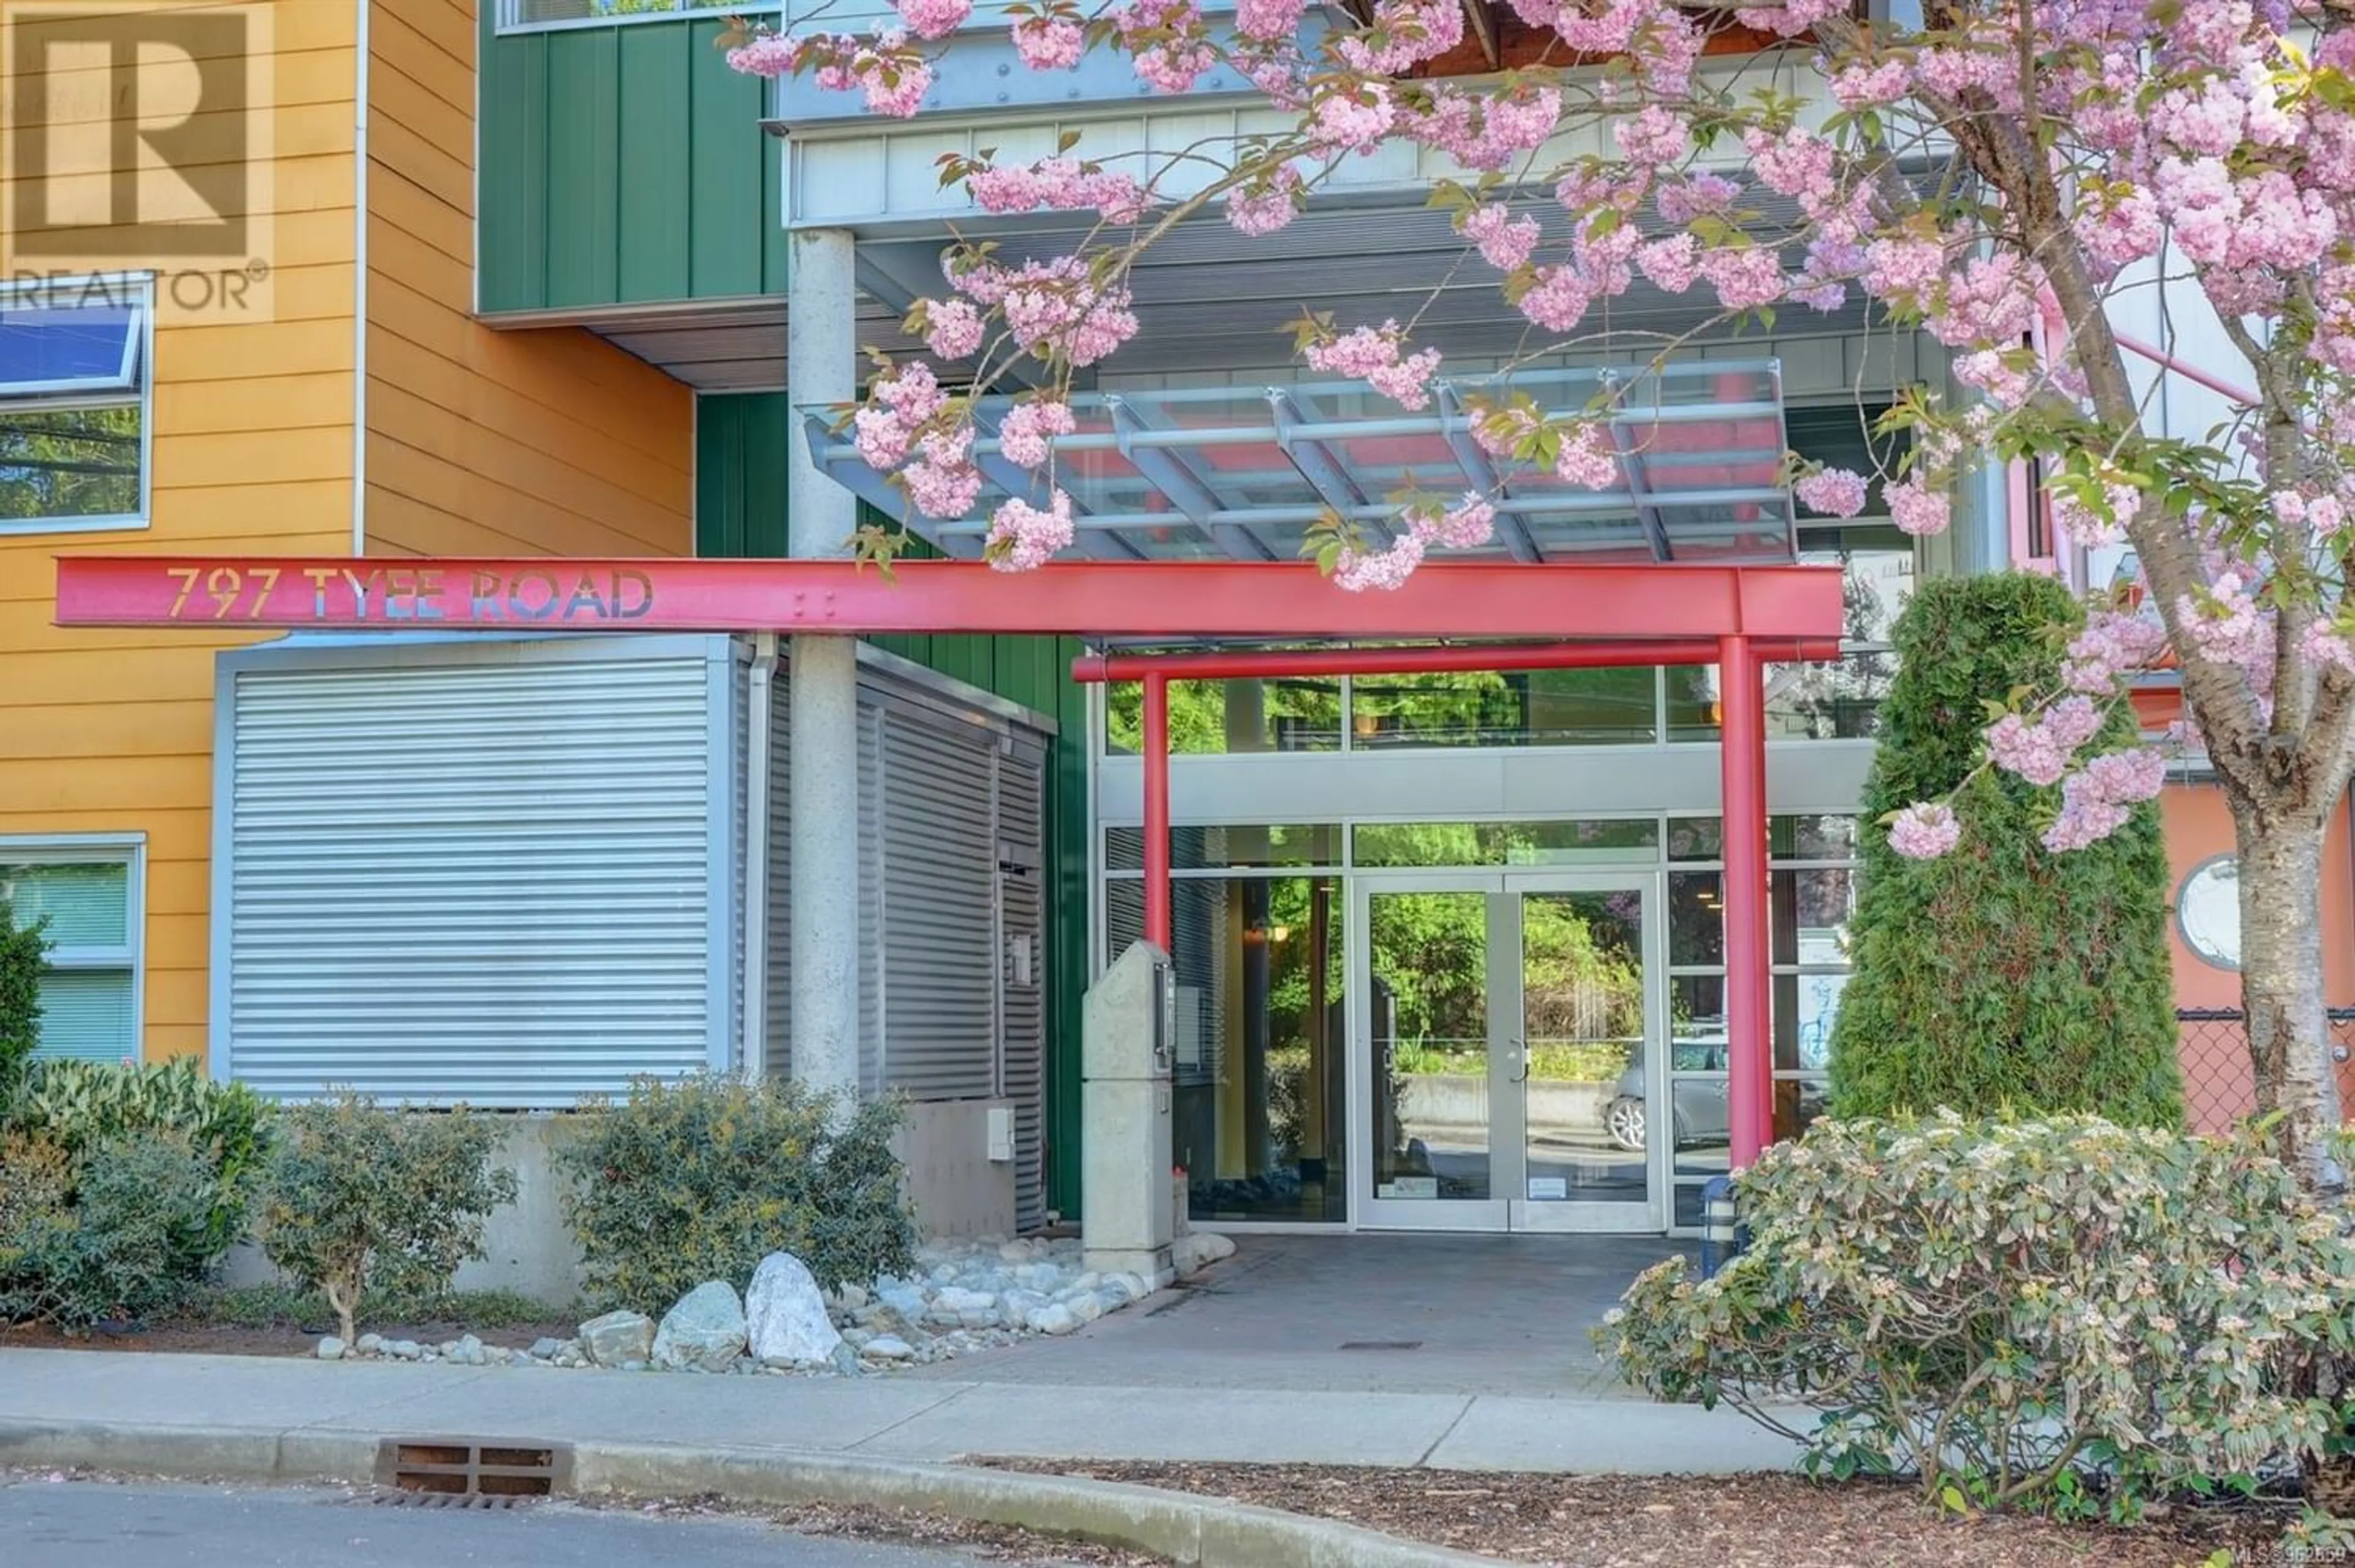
2176, 1008, 2355, 1134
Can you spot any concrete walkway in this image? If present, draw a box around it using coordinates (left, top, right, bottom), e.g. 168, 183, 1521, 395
0, 1343, 1804, 1475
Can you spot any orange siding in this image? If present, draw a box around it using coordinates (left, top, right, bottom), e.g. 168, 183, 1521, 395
0, 0, 361, 1064
362, 0, 692, 559
2158, 781, 2355, 1130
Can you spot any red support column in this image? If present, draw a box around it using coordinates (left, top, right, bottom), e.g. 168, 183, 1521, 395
1720, 634, 1774, 1169
1143, 672, 1173, 953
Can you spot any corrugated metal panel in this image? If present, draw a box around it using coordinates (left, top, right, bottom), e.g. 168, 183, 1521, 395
223, 654, 718, 1105
877, 708, 1000, 1101
998, 736, 1049, 1231
764, 662, 791, 1082
859, 701, 886, 1097
727, 643, 748, 1076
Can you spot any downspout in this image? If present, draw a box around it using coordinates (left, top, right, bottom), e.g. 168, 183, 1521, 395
350, 0, 371, 556
741, 632, 779, 1082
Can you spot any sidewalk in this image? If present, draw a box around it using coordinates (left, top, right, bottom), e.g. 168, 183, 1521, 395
0, 1344, 1805, 1474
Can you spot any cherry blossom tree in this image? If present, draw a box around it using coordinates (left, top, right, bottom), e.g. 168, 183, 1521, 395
721, 0, 2355, 1188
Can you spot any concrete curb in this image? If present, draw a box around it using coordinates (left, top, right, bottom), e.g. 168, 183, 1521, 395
0, 1418, 1507, 1568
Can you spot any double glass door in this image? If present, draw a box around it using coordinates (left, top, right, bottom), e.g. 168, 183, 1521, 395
1349, 873, 1664, 1231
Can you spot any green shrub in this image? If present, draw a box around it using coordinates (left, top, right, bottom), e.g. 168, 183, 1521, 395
0, 897, 45, 1109
556, 1074, 917, 1310
1602, 1114, 2354, 1520
255, 1094, 518, 1347
1830, 573, 2183, 1126
2, 1132, 229, 1330
8, 1057, 274, 1259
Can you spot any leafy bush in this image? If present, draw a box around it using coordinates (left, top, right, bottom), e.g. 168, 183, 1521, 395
1, 1132, 229, 1330
255, 1094, 518, 1347
556, 1074, 917, 1310
8, 1057, 274, 1259
1603, 1114, 2354, 1520
0, 897, 45, 1108
1830, 574, 2183, 1127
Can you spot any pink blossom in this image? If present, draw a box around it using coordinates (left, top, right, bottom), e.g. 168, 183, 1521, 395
1699, 247, 1784, 312
998, 400, 1076, 468
1228, 166, 1303, 236
2043, 749, 2164, 851
1733, 0, 1847, 37
894, 0, 971, 37
1011, 14, 1085, 67
1518, 266, 1591, 332
1304, 322, 1440, 409
2177, 572, 2273, 673
2299, 621, 2355, 675
986, 490, 1077, 572
922, 298, 984, 360
1636, 233, 1699, 294
1462, 204, 1540, 272
905, 427, 984, 519
1796, 467, 1869, 518
971, 256, 1140, 367
1614, 105, 1690, 167
1309, 82, 1396, 156
1334, 530, 1426, 591
1888, 803, 1961, 860
724, 31, 804, 77
1890, 476, 1951, 537
1553, 421, 1621, 489
1236, 0, 1311, 38
851, 32, 933, 118
1655, 173, 1739, 223
1423, 492, 1498, 549
1831, 57, 1910, 108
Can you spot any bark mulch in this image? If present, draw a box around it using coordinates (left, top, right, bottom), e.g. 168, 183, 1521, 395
977, 1459, 2302, 1567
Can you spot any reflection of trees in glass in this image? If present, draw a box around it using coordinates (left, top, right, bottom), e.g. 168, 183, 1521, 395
1764, 537, 1908, 739
1105, 676, 1342, 753
0, 406, 139, 521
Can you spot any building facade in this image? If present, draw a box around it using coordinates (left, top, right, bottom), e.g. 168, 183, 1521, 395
9, 0, 2346, 1244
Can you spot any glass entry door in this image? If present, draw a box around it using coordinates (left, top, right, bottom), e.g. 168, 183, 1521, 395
1350, 873, 1664, 1232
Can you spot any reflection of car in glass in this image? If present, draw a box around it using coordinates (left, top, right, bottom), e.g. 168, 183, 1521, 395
1603, 1039, 1826, 1152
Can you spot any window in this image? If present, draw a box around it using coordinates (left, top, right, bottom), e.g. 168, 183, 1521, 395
0, 275, 151, 530
497, 0, 752, 28
0, 839, 143, 1063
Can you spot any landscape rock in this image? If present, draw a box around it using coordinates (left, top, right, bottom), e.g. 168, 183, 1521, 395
316, 1337, 345, 1361
388, 1339, 422, 1361
1029, 1303, 1079, 1336
830, 1340, 862, 1376
578, 1310, 656, 1368
355, 1334, 383, 1356
744, 1252, 843, 1365
863, 1334, 914, 1360
652, 1281, 748, 1372
528, 1337, 564, 1361
453, 1334, 486, 1366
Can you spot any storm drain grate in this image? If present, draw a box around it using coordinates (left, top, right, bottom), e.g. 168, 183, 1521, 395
356, 1489, 537, 1511
1338, 1340, 1423, 1352
374, 1437, 574, 1499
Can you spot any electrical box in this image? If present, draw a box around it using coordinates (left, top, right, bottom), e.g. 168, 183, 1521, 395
986, 1105, 1016, 1163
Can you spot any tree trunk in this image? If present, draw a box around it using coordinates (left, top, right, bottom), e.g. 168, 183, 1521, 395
2231, 804, 2350, 1193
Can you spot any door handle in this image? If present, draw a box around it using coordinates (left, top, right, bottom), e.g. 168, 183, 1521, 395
1507, 1042, 1528, 1083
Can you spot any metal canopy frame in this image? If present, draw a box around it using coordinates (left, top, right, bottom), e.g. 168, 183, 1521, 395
804, 360, 1797, 567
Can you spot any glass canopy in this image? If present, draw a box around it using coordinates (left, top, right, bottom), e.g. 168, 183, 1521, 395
802, 359, 1795, 565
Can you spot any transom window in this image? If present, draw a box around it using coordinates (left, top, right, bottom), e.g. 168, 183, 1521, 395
0, 273, 153, 532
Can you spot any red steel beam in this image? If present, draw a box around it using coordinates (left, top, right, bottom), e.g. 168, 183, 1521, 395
1071, 637, 1840, 683
52, 556, 1846, 643
1720, 633, 1774, 1171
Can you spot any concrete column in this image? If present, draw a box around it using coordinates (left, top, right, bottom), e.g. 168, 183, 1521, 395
787, 227, 862, 1101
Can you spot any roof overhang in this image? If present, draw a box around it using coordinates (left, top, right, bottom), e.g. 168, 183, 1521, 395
805, 359, 1796, 567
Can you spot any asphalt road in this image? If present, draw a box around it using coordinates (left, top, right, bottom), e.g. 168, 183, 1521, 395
1, 1476, 1074, 1568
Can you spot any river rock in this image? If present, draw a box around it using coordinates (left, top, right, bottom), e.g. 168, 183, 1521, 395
578, 1310, 656, 1368
653, 1282, 749, 1372
744, 1252, 842, 1365
316, 1336, 345, 1361
864, 1334, 915, 1360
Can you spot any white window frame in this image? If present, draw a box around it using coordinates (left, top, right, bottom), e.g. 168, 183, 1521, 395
0, 271, 155, 535
493, 0, 773, 34
0, 833, 147, 1064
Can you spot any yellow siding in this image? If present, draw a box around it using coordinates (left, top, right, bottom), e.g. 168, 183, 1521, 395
0, 0, 360, 1063
364, 0, 694, 560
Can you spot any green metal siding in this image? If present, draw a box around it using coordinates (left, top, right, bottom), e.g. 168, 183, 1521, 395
697, 394, 1092, 1218
479, 16, 787, 313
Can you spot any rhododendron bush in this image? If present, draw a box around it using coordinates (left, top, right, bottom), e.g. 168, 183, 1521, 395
720, 0, 2355, 1183
1603, 1114, 2355, 1520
